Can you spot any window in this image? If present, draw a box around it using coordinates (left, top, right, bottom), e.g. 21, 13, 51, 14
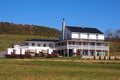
69, 42, 71, 45
32, 43, 35, 46
83, 42, 87, 45
43, 44, 46, 47
73, 42, 75, 45
87, 34, 89, 39
97, 43, 102, 46
96, 34, 98, 40
49, 44, 52, 47
79, 42, 81, 45
90, 43, 95, 46
67, 34, 69, 39
38, 43, 40, 47
79, 33, 81, 38
49, 44, 54, 48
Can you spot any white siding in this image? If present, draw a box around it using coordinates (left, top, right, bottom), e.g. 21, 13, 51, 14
7, 48, 13, 54
80, 33, 87, 39
72, 33, 79, 38
64, 27, 71, 40
20, 49, 25, 55
29, 42, 49, 47
64, 27, 105, 40
13, 48, 20, 54
89, 34, 96, 40
98, 34, 104, 40
71, 32, 104, 40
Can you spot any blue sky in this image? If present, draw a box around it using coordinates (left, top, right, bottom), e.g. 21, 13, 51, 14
0, 0, 120, 33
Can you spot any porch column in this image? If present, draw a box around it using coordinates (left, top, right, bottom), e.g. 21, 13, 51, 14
63, 49, 65, 57
88, 42, 90, 56
60, 50, 62, 56
67, 41, 69, 57
81, 42, 83, 56
102, 43, 104, 56
95, 43, 97, 56
61, 42, 64, 57
108, 43, 110, 56
75, 41, 77, 56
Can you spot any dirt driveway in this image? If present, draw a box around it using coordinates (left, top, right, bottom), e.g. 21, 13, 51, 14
0, 51, 6, 58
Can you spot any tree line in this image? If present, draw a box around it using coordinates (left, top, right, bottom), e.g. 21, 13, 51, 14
106, 29, 120, 55
106, 29, 120, 41
0, 22, 60, 37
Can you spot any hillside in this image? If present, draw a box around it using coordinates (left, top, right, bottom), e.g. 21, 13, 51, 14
105, 29, 120, 56
0, 22, 60, 37
0, 22, 59, 51
0, 34, 58, 51
107, 38, 120, 56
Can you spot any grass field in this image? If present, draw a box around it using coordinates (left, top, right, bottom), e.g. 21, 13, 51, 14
0, 34, 57, 51
0, 59, 120, 80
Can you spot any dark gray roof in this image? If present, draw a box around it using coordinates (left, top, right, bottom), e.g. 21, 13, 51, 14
26, 39, 59, 42
66, 26, 103, 34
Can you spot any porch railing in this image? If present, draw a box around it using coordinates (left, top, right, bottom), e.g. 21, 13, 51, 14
56, 45, 109, 51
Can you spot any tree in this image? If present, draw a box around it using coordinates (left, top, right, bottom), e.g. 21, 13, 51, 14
0, 22, 60, 37
114, 29, 120, 39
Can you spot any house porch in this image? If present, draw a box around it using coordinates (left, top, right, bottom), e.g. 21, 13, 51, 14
55, 40, 109, 57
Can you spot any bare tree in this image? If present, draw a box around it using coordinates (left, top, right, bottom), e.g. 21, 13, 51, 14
114, 29, 120, 38
105, 29, 113, 41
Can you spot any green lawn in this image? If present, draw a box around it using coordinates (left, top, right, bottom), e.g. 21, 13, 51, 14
0, 59, 120, 80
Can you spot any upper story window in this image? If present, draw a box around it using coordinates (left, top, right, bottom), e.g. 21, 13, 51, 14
87, 34, 89, 39
43, 44, 46, 47
96, 34, 98, 40
49, 44, 52, 47
79, 33, 80, 38
38, 43, 40, 47
32, 43, 35, 46
49, 44, 51, 47
49, 44, 54, 48
67, 34, 69, 39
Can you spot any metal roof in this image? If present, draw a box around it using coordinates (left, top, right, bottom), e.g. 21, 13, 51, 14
66, 26, 103, 34
25, 39, 59, 42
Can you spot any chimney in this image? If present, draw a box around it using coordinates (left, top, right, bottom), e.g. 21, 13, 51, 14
62, 18, 65, 40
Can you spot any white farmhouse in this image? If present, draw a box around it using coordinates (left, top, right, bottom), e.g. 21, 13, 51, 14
6, 19, 109, 57
56, 19, 109, 57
